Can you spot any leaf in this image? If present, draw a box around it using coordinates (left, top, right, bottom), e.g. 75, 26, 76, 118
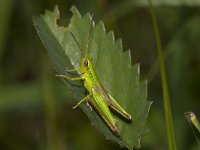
33, 6, 152, 149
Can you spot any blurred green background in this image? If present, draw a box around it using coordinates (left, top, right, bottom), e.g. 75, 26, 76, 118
0, 0, 200, 150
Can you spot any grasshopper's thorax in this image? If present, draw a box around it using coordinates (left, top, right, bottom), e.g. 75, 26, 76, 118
80, 55, 98, 91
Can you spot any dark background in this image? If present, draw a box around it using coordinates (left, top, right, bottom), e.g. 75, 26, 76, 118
0, 0, 200, 150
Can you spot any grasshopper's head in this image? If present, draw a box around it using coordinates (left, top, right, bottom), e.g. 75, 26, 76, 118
79, 56, 93, 73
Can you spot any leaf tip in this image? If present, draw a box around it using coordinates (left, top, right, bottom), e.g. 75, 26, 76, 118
107, 31, 115, 43
97, 21, 106, 33
70, 5, 81, 18
54, 5, 60, 17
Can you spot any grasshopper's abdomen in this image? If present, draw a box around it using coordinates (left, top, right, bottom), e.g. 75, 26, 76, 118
89, 89, 118, 133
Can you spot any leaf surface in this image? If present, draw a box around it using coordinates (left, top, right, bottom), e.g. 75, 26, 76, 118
33, 6, 152, 149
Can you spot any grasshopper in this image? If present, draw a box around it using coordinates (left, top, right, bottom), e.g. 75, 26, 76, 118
56, 16, 132, 133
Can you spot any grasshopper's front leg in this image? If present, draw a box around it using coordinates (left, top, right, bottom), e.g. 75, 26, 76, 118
65, 67, 80, 72
56, 74, 82, 81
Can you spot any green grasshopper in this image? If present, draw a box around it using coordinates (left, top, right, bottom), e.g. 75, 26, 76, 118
56, 16, 132, 133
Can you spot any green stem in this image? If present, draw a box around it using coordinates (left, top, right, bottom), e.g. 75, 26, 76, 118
148, 1, 177, 150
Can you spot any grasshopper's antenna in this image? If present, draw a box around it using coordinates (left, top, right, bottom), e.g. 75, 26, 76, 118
85, 14, 94, 56
70, 32, 83, 55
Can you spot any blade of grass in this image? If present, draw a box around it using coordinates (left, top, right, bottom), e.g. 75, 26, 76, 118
148, 1, 177, 150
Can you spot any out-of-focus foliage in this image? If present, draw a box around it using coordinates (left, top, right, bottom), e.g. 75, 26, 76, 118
0, 0, 12, 66
0, 0, 200, 150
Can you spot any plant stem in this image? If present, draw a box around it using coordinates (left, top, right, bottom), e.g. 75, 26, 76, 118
148, 1, 177, 150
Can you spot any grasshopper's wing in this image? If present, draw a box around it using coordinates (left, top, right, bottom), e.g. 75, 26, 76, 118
108, 94, 132, 121
89, 87, 118, 133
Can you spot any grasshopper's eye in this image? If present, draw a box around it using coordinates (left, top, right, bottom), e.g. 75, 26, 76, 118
84, 60, 88, 67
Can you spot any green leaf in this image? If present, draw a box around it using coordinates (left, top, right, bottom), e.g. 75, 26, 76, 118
185, 112, 200, 134
33, 6, 152, 149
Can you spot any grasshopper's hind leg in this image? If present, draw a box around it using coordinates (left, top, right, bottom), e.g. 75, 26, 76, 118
89, 93, 119, 134
108, 94, 132, 121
